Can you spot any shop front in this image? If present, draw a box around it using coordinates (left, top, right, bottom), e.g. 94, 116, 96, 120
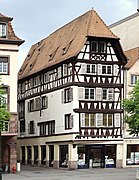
77, 144, 116, 169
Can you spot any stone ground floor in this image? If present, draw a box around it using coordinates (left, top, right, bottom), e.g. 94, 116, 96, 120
3, 165, 137, 180
17, 135, 139, 170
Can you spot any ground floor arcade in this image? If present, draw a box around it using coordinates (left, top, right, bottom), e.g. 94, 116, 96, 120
17, 134, 125, 169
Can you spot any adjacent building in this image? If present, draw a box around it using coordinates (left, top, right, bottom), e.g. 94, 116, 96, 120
110, 12, 139, 167
17, 10, 127, 169
0, 13, 24, 172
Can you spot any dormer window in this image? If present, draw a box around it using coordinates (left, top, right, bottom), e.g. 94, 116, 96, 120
91, 41, 106, 53
0, 23, 7, 38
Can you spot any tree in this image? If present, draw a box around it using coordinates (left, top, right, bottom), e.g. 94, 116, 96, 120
0, 84, 10, 173
122, 80, 139, 136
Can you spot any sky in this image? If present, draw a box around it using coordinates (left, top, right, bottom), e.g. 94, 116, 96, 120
0, 0, 138, 69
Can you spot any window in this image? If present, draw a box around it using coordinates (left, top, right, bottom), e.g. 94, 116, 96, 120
0, 57, 9, 74
18, 101, 25, 119
63, 64, 68, 76
131, 75, 139, 85
85, 88, 95, 100
20, 120, 25, 133
103, 114, 112, 127
102, 65, 112, 75
127, 145, 139, 165
102, 89, 107, 100
85, 114, 95, 127
57, 67, 62, 79
44, 72, 50, 83
102, 88, 113, 101
0, 23, 7, 38
99, 42, 106, 53
91, 41, 98, 52
42, 96, 48, 109
29, 121, 35, 134
39, 123, 46, 136
65, 114, 73, 129
86, 64, 96, 74
29, 99, 34, 112
62, 88, 73, 103
35, 97, 41, 110
47, 121, 55, 135
33, 76, 40, 87
91, 41, 106, 53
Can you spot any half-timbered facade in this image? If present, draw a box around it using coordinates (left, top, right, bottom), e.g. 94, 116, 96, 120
0, 12, 24, 172
17, 10, 127, 169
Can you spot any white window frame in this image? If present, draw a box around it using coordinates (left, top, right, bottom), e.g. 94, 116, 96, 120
85, 88, 95, 100
102, 88, 114, 101
0, 57, 8, 74
131, 74, 139, 85
86, 64, 96, 74
102, 65, 112, 75
0, 23, 7, 37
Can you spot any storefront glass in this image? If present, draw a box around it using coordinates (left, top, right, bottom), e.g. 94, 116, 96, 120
127, 145, 139, 165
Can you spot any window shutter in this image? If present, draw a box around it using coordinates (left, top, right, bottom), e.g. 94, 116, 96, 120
114, 113, 120, 127
33, 122, 35, 134
69, 88, 73, 102
80, 63, 86, 74
28, 101, 30, 112
114, 65, 118, 76
61, 90, 65, 103
69, 115, 73, 129
46, 96, 48, 108
78, 87, 84, 100
96, 88, 102, 101
108, 88, 114, 100
63, 64, 68, 76
28, 122, 30, 134
39, 97, 42, 109
97, 64, 102, 75
80, 113, 85, 127
96, 113, 103, 126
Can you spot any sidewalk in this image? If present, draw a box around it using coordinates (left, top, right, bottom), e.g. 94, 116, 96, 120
3, 166, 137, 180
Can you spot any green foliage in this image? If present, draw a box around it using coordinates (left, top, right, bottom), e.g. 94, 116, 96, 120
122, 80, 139, 136
0, 84, 10, 132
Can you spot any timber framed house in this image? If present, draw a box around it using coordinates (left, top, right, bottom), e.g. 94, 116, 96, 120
17, 10, 127, 169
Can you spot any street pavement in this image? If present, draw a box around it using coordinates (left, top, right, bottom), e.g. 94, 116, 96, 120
2, 165, 137, 180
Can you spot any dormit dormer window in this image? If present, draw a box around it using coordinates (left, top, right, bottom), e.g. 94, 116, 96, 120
0, 23, 7, 38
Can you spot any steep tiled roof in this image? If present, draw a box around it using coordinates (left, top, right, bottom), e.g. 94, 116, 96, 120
124, 47, 139, 69
0, 12, 24, 44
18, 10, 119, 80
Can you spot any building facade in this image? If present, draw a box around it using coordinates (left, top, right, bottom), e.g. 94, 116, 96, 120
0, 13, 24, 172
17, 10, 127, 169
110, 12, 139, 167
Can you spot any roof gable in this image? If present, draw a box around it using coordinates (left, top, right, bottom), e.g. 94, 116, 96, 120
0, 12, 24, 45
18, 10, 119, 80
125, 47, 139, 69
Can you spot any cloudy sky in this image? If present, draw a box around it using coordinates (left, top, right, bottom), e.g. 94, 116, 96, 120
0, 0, 138, 68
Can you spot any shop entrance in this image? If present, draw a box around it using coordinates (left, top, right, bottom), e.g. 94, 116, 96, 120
86, 145, 105, 168
85, 145, 116, 168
